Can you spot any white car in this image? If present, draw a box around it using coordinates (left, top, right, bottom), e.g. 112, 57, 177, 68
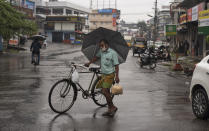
190, 55, 209, 119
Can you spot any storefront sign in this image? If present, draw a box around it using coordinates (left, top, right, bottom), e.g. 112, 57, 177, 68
192, 5, 198, 21
98, 9, 112, 13
9, 39, 18, 46
199, 9, 209, 27
187, 8, 192, 22
198, 2, 205, 13
198, 9, 209, 35
180, 14, 187, 24
25, 0, 35, 10
112, 13, 117, 18
46, 16, 85, 24
112, 18, 116, 26
165, 25, 176, 36
192, 2, 205, 21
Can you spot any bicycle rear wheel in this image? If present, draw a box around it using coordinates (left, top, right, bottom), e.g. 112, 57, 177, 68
34, 55, 38, 65
48, 79, 77, 113
91, 78, 114, 107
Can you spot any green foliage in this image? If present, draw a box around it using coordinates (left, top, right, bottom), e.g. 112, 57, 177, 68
0, 0, 37, 40
137, 21, 147, 32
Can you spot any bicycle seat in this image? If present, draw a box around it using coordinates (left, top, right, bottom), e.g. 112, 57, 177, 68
89, 67, 100, 72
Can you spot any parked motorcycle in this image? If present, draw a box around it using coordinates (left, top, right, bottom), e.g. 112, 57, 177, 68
155, 46, 171, 61
139, 48, 157, 69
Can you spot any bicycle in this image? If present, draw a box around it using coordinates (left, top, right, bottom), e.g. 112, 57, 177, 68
32, 54, 39, 66
48, 62, 114, 113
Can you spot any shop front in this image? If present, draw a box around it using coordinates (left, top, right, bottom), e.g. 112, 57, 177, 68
45, 16, 85, 44
198, 9, 209, 56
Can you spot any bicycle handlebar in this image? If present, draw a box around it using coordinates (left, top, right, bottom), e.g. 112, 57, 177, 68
71, 63, 89, 70
71, 62, 100, 73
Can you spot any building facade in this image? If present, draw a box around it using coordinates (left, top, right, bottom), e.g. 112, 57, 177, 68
157, 9, 172, 41
36, 1, 90, 43
173, 0, 209, 57
89, 9, 120, 31
45, 16, 86, 43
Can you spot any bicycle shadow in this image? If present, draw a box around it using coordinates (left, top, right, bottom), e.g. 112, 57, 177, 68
48, 107, 117, 131
48, 113, 77, 131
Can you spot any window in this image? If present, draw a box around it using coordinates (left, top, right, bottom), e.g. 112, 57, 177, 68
74, 11, 79, 15
52, 8, 63, 15
66, 9, 72, 15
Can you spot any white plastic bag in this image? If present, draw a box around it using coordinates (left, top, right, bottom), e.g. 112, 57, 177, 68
72, 69, 79, 83
111, 84, 123, 95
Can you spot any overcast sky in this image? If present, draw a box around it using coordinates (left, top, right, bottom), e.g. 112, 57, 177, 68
66, 0, 172, 23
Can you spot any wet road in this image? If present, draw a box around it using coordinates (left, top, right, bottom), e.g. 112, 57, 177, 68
0, 43, 209, 131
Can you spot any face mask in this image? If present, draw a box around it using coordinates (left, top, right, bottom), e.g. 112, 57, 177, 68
101, 47, 107, 52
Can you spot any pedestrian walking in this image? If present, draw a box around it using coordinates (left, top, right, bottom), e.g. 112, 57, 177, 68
195, 41, 199, 56
184, 40, 189, 56
30, 39, 41, 65
85, 39, 119, 117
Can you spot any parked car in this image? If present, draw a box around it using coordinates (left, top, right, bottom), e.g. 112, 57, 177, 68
190, 55, 209, 119
132, 37, 147, 56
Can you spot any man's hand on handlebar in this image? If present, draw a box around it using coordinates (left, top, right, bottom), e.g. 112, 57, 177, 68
84, 62, 90, 67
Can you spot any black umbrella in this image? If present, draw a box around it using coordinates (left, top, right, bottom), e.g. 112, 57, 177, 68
82, 27, 129, 64
28, 35, 46, 41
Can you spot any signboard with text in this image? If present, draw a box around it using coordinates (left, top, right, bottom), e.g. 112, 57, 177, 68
98, 9, 112, 13
192, 2, 205, 21
180, 14, 187, 24
165, 25, 177, 36
198, 9, 209, 35
46, 16, 85, 24
192, 5, 198, 21
187, 8, 192, 22
25, 0, 35, 10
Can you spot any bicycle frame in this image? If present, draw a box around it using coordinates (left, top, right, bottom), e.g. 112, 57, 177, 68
76, 71, 100, 93
68, 64, 101, 94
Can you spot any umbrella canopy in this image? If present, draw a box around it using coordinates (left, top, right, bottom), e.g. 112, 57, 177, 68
82, 27, 129, 64
28, 35, 46, 41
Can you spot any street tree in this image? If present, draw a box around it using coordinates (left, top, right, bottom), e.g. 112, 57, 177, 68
137, 21, 147, 32
0, 0, 37, 45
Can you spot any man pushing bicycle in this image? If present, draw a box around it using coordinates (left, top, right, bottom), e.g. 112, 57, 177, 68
85, 39, 120, 117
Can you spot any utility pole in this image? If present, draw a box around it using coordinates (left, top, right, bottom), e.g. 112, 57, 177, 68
97, 0, 98, 9
115, 0, 117, 9
90, 0, 92, 9
154, 0, 158, 44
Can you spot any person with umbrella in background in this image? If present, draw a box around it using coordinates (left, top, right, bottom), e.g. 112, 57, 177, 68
30, 38, 42, 65
29, 35, 46, 65
85, 39, 119, 117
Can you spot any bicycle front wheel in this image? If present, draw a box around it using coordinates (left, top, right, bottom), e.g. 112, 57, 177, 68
48, 79, 77, 113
